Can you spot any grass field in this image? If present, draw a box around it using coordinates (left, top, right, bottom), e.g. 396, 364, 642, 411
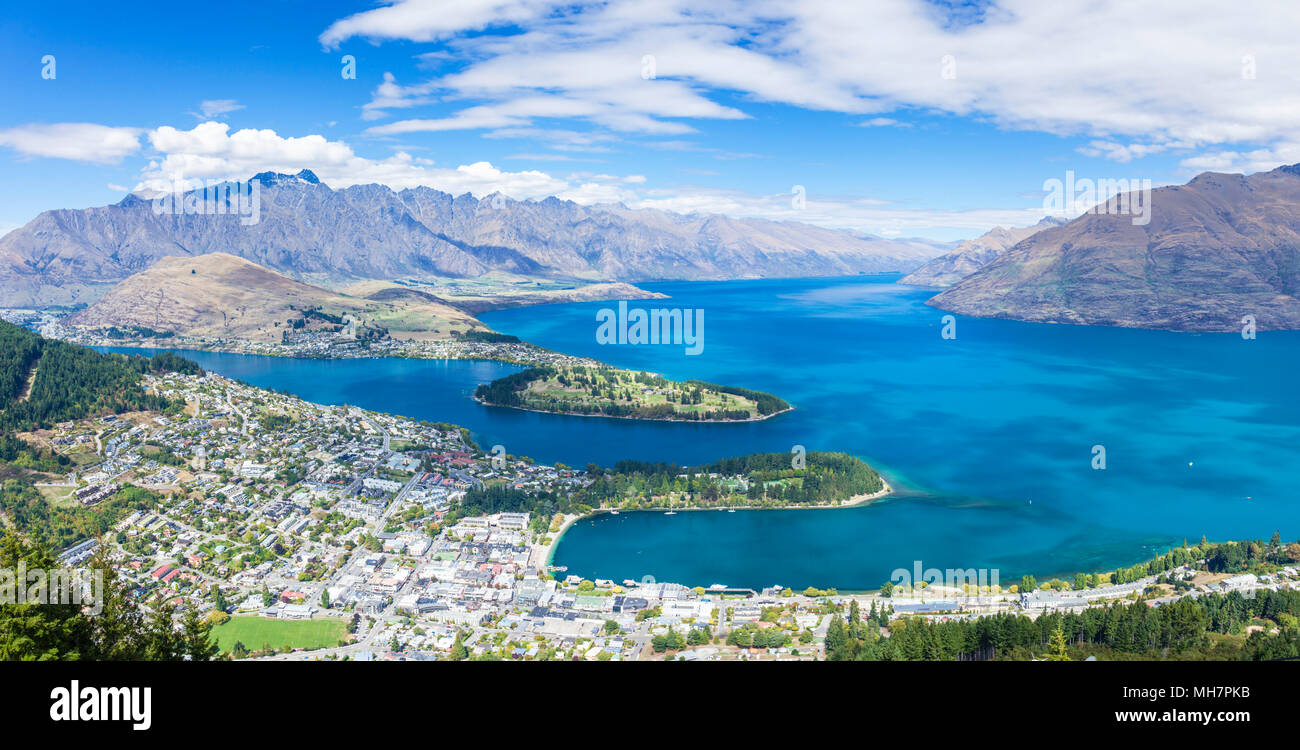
213, 616, 349, 654
37, 484, 76, 504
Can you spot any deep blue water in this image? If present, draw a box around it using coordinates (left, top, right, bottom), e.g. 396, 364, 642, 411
106, 275, 1300, 588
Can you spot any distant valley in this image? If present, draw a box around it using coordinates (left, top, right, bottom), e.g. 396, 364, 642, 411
900, 217, 1067, 288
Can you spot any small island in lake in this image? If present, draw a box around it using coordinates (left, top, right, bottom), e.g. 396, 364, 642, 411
474, 364, 791, 421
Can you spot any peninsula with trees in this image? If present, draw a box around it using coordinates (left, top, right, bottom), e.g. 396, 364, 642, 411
474, 364, 791, 422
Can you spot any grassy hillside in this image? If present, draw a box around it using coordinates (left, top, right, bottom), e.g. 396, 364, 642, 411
68, 252, 489, 344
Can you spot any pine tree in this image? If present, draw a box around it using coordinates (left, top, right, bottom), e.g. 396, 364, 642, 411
0, 532, 84, 660
142, 604, 183, 661
180, 603, 219, 661
83, 545, 152, 659
1046, 623, 1072, 661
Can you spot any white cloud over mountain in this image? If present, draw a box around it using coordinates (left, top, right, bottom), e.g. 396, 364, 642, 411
10, 1, 1300, 238
0, 119, 1062, 236
136, 122, 572, 199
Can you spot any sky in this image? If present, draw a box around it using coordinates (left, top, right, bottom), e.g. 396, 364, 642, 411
3, 0, 1300, 242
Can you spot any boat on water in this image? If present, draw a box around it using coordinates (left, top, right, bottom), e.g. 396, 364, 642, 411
610, 510, 619, 515
728, 509, 735, 513
664, 511, 677, 515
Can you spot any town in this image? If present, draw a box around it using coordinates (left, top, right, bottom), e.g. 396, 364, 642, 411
16, 366, 1300, 661
1, 307, 601, 368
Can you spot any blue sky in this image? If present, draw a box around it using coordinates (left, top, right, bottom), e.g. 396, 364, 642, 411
3, 1, 1299, 241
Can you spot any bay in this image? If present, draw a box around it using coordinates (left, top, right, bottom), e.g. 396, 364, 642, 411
105, 275, 1300, 588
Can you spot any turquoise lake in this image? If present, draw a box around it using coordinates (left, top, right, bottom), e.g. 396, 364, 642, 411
109, 275, 1300, 589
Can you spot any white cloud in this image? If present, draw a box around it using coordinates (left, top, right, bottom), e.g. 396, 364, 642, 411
484, 127, 617, 152
134, 121, 572, 199
858, 118, 910, 128
503, 153, 598, 162
0, 123, 142, 164
198, 99, 246, 118
627, 186, 1048, 236
361, 73, 439, 121
123, 121, 1041, 237
643, 140, 762, 160
1076, 140, 1187, 164
1177, 141, 1300, 175
320, 0, 554, 48
323, 0, 1300, 169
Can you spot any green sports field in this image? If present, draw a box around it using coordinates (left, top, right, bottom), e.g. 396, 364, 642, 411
213, 616, 349, 654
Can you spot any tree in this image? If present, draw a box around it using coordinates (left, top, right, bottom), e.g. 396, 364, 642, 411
687, 626, 711, 645
0, 532, 84, 660
142, 605, 183, 661
180, 603, 219, 661
1045, 623, 1072, 661
0, 532, 210, 661
825, 616, 847, 660
82, 544, 153, 660
450, 632, 468, 660
1268, 531, 1283, 560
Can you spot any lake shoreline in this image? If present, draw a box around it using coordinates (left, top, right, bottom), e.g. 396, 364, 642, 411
86, 338, 563, 367
474, 394, 794, 423
545, 478, 894, 573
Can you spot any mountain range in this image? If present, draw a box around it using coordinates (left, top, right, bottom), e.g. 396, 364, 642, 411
900, 216, 1067, 288
930, 164, 1300, 331
0, 170, 946, 307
